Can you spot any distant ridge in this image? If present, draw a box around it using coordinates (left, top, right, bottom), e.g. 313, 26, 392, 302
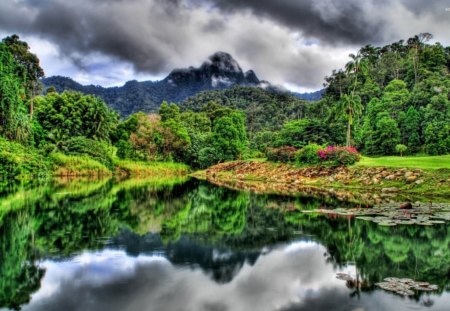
41, 52, 322, 116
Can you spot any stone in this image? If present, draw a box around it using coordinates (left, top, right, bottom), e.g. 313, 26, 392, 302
404, 171, 413, 178
385, 175, 396, 180
400, 202, 413, 209
406, 175, 417, 182
415, 179, 424, 185
381, 187, 399, 192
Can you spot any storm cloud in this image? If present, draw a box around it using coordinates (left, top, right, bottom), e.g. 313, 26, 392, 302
0, 0, 449, 90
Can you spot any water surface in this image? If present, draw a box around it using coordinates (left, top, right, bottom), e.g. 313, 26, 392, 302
0, 178, 449, 310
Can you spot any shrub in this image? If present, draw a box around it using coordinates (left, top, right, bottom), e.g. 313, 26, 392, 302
60, 137, 114, 169
318, 146, 361, 166
266, 146, 297, 163
395, 144, 408, 156
0, 138, 50, 179
295, 144, 323, 165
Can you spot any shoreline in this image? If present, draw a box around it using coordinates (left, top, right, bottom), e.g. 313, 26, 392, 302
192, 160, 450, 203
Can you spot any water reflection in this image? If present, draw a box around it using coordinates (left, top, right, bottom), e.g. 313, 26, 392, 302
0, 177, 449, 310
16, 242, 450, 311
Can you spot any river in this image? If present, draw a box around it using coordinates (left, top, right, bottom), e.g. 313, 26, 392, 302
0, 177, 449, 310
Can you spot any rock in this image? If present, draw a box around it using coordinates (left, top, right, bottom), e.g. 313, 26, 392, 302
400, 202, 413, 209
381, 187, 399, 192
404, 171, 413, 178
385, 175, 396, 180
406, 175, 417, 182
372, 178, 380, 184
415, 179, 424, 185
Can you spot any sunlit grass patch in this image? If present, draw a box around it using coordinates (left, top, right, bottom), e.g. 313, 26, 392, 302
356, 155, 450, 170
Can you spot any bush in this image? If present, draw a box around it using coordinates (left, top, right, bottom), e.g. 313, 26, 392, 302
60, 137, 114, 169
0, 138, 50, 179
266, 146, 297, 163
295, 144, 323, 165
395, 144, 408, 156
318, 146, 361, 166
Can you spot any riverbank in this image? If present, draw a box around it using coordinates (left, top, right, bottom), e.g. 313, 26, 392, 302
0, 138, 190, 181
193, 160, 450, 202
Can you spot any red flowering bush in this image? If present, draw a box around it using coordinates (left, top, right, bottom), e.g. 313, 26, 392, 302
266, 146, 297, 163
317, 146, 361, 166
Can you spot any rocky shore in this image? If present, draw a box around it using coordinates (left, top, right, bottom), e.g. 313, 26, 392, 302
195, 161, 450, 203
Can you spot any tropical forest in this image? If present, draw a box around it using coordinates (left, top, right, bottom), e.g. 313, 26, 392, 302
0, 1, 450, 310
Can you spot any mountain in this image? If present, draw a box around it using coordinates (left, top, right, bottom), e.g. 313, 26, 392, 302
293, 89, 325, 101
41, 52, 321, 116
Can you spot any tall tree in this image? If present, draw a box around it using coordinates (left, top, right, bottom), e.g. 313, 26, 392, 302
337, 94, 363, 147
0, 43, 31, 142
2, 35, 45, 117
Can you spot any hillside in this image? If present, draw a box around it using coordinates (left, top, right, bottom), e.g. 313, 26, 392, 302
41, 52, 321, 116
180, 86, 324, 133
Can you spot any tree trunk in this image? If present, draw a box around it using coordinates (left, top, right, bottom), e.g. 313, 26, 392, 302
346, 119, 351, 147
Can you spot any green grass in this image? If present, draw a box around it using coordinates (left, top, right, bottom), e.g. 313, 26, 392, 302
356, 155, 450, 170
115, 160, 190, 177
51, 152, 112, 177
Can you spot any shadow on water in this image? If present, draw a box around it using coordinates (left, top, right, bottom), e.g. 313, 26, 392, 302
0, 177, 449, 310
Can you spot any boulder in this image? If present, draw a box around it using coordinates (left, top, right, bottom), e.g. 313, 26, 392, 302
406, 175, 417, 182
400, 202, 413, 209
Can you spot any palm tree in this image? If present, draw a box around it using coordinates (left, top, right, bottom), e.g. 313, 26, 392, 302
338, 94, 363, 147
338, 52, 367, 147
345, 52, 368, 94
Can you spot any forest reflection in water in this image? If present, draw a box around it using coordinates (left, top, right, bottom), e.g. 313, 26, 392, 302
0, 177, 449, 311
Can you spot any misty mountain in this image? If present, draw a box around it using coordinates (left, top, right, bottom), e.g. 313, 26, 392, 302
41, 52, 321, 116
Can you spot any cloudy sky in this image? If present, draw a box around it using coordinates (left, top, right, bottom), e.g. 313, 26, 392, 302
1, 0, 450, 92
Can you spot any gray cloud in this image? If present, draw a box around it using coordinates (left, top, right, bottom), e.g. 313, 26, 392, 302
1, 0, 449, 90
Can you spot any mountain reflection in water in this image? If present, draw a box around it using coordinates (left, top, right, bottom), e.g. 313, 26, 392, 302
0, 178, 449, 311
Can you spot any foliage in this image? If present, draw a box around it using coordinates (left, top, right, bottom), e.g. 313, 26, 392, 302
0, 137, 50, 179
60, 136, 114, 169
395, 144, 408, 156
424, 121, 450, 155
266, 146, 297, 163
34, 91, 118, 144
212, 111, 247, 162
317, 146, 361, 166
295, 143, 323, 165
0, 43, 31, 143
372, 113, 401, 155
276, 119, 330, 148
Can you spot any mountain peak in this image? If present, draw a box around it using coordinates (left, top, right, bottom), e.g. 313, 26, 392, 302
207, 51, 242, 73
165, 52, 259, 88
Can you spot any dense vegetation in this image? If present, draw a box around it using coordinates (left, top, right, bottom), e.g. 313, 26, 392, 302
180, 33, 450, 157
1, 33, 449, 180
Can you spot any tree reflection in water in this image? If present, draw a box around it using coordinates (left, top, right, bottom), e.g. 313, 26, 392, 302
0, 177, 448, 310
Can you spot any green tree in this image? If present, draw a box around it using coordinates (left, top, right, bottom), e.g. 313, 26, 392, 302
3, 35, 45, 119
337, 94, 363, 147
402, 106, 421, 150
424, 121, 450, 155
34, 91, 118, 144
277, 119, 330, 148
395, 144, 407, 156
373, 113, 401, 154
0, 43, 31, 143
212, 111, 247, 161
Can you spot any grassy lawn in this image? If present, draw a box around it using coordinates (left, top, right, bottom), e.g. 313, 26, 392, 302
356, 155, 450, 170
